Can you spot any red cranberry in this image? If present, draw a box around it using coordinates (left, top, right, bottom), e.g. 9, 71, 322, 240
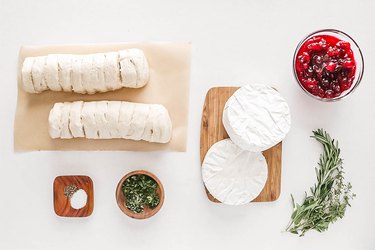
295, 34, 356, 99
333, 84, 341, 93
342, 60, 355, 69
325, 90, 334, 98
336, 41, 351, 50
327, 46, 340, 57
326, 62, 337, 72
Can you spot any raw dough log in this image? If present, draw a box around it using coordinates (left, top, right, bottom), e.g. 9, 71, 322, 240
21, 49, 149, 94
48, 101, 172, 143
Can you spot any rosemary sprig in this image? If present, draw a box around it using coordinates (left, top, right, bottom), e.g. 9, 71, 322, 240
286, 129, 355, 236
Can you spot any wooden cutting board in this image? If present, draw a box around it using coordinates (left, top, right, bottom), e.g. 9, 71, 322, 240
200, 87, 282, 203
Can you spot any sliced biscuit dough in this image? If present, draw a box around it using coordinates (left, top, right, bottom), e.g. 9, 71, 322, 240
48, 101, 172, 143
95, 101, 111, 139
151, 105, 172, 143
127, 103, 149, 141
118, 50, 137, 88
81, 102, 98, 138
129, 49, 150, 87
81, 55, 96, 94
71, 55, 85, 94
69, 101, 84, 137
44, 54, 61, 91
92, 53, 107, 92
142, 105, 157, 142
57, 55, 73, 92
31, 56, 48, 93
106, 101, 122, 138
60, 102, 73, 139
118, 101, 136, 138
21, 57, 36, 93
48, 103, 64, 139
103, 52, 122, 91
22, 49, 149, 94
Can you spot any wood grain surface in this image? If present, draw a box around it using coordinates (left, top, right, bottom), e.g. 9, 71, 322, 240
53, 175, 94, 217
200, 87, 282, 203
116, 170, 164, 219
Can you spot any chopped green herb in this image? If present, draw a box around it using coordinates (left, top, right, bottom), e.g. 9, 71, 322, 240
286, 129, 355, 236
122, 174, 160, 213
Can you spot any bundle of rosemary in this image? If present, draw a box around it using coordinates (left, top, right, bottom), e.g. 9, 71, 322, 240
286, 129, 355, 236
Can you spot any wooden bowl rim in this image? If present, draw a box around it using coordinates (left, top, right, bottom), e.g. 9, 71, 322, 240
115, 170, 164, 219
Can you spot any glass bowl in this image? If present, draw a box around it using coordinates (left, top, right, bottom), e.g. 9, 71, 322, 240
293, 29, 364, 102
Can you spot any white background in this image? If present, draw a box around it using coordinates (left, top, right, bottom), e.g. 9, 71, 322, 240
0, 0, 374, 249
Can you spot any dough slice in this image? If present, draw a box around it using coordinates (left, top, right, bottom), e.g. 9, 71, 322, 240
118, 102, 136, 138
107, 101, 122, 138
92, 53, 107, 92
71, 55, 86, 94
128, 49, 150, 87
31, 56, 48, 93
44, 54, 61, 91
81, 102, 98, 138
81, 55, 97, 94
48, 103, 64, 138
95, 101, 111, 139
57, 54, 73, 92
69, 101, 84, 137
202, 139, 268, 205
151, 105, 172, 143
118, 50, 138, 88
128, 103, 149, 141
60, 102, 73, 139
142, 104, 156, 142
103, 52, 122, 91
21, 57, 37, 93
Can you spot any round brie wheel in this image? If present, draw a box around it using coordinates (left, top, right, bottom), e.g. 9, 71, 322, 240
223, 84, 291, 152
202, 139, 268, 205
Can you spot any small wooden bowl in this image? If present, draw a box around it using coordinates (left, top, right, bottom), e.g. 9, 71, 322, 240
116, 170, 164, 219
53, 175, 94, 217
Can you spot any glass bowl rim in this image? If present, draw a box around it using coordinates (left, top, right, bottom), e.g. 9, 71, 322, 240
293, 29, 364, 102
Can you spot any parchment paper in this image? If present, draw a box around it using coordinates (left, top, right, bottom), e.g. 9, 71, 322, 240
14, 42, 191, 151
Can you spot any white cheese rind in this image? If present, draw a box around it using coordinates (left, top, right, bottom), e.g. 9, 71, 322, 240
21, 49, 149, 94
48, 101, 172, 143
202, 138, 268, 205
223, 84, 291, 152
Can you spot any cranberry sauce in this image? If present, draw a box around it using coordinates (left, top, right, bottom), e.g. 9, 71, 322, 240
295, 35, 356, 99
